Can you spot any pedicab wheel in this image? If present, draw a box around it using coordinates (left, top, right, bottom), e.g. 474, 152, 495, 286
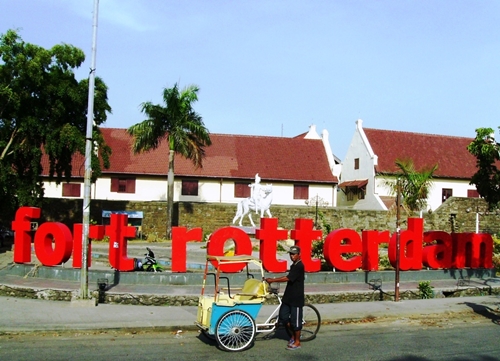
286, 303, 321, 342
215, 310, 256, 352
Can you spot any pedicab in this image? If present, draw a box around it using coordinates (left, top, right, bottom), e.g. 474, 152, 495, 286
195, 255, 321, 352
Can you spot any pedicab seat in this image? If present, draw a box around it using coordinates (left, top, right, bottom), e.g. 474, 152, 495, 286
233, 278, 266, 303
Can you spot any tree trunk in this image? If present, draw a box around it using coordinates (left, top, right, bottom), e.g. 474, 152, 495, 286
166, 149, 174, 240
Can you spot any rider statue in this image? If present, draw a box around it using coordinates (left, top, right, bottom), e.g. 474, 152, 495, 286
249, 173, 263, 214
233, 173, 273, 227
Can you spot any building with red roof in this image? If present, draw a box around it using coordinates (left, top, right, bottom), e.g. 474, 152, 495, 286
338, 119, 480, 211
43, 125, 340, 208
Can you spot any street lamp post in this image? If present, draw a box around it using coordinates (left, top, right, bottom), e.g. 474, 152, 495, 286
305, 195, 328, 229
475, 210, 480, 233
467, 205, 483, 234
394, 180, 401, 302
80, 0, 99, 300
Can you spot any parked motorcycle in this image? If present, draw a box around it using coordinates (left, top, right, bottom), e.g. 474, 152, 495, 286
134, 247, 163, 272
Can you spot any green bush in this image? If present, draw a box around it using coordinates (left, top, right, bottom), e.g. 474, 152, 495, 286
492, 254, 500, 275
378, 254, 393, 270
493, 234, 500, 254
493, 235, 500, 275
311, 211, 331, 271
311, 240, 331, 271
418, 281, 434, 299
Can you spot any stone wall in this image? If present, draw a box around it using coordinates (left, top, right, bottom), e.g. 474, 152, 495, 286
177, 197, 500, 237
38, 197, 500, 239
0, 283, 497, 306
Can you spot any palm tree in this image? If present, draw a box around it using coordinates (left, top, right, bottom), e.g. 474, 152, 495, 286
385, 158, 438, 214
127, 83, 211, 239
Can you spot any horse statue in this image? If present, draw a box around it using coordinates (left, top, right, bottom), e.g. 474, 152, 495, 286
232, 184, 273, 227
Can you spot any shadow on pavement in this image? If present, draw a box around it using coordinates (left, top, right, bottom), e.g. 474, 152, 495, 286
464, 302, 500, 325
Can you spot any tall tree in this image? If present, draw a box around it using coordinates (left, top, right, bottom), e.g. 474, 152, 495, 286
384, 158, 438, 214
127, 83, 211, 239
0, 29, 112, 220
467, 127, 500, 210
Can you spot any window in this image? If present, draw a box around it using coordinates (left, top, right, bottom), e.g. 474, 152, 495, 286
354, 158, 359, 170
111, 178, 136, 193
293, 184, 309, 200
357, 187, 365, 200
346, 187, 355, 201
62, 183, 81, 197
234, 182, 251, 198
442, 188, 453, 203
182, 180, 199, 196
467, 189, 480, 198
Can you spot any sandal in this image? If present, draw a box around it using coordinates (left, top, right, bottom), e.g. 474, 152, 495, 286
287, 344, 301, 350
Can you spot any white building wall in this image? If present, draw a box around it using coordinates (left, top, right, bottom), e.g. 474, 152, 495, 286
43, 178, 336, 207
176, 180, 336, 207
43, 182, 68, 198
374, 173, 477, 213
97, 178, 168, 201
178, 181, 221, 203
427, 179, 478, 212
339, 119, 385, 210
43, 177, 169, 201
307, 185, 336, 208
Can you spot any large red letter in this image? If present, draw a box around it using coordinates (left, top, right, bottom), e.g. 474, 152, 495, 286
34, 222, 73, 267
362, 230, 390, 271
290, 219, 322, 272
324, 229, 362, 271
423, 231, 453, 269
106, 214, 136, 271
256, 218, 288, 273
452, 233, 493, 269
72, 224, 105, 268
12, 207, 40, 263
388, 218, 423, 271
207, 227, 252, 273
171, 227, 202, 272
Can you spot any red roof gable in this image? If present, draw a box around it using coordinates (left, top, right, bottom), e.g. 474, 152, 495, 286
95, 128, 337, 183
363, 128, 477, 179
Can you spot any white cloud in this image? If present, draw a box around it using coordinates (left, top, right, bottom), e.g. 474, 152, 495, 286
52, 0, 159, 32
99, 0, 159, 32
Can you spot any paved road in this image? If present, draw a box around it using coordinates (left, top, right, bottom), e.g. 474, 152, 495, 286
1, 318, 498, 361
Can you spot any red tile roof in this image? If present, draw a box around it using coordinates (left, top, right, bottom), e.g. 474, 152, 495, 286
363, 128, 477, 179
338, 180, 368, 188
49, 128, 337, 184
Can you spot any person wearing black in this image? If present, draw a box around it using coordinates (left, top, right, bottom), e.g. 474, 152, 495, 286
265, 245, 304, 350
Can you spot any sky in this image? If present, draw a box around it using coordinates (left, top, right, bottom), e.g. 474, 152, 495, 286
1, 0, 499, 160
